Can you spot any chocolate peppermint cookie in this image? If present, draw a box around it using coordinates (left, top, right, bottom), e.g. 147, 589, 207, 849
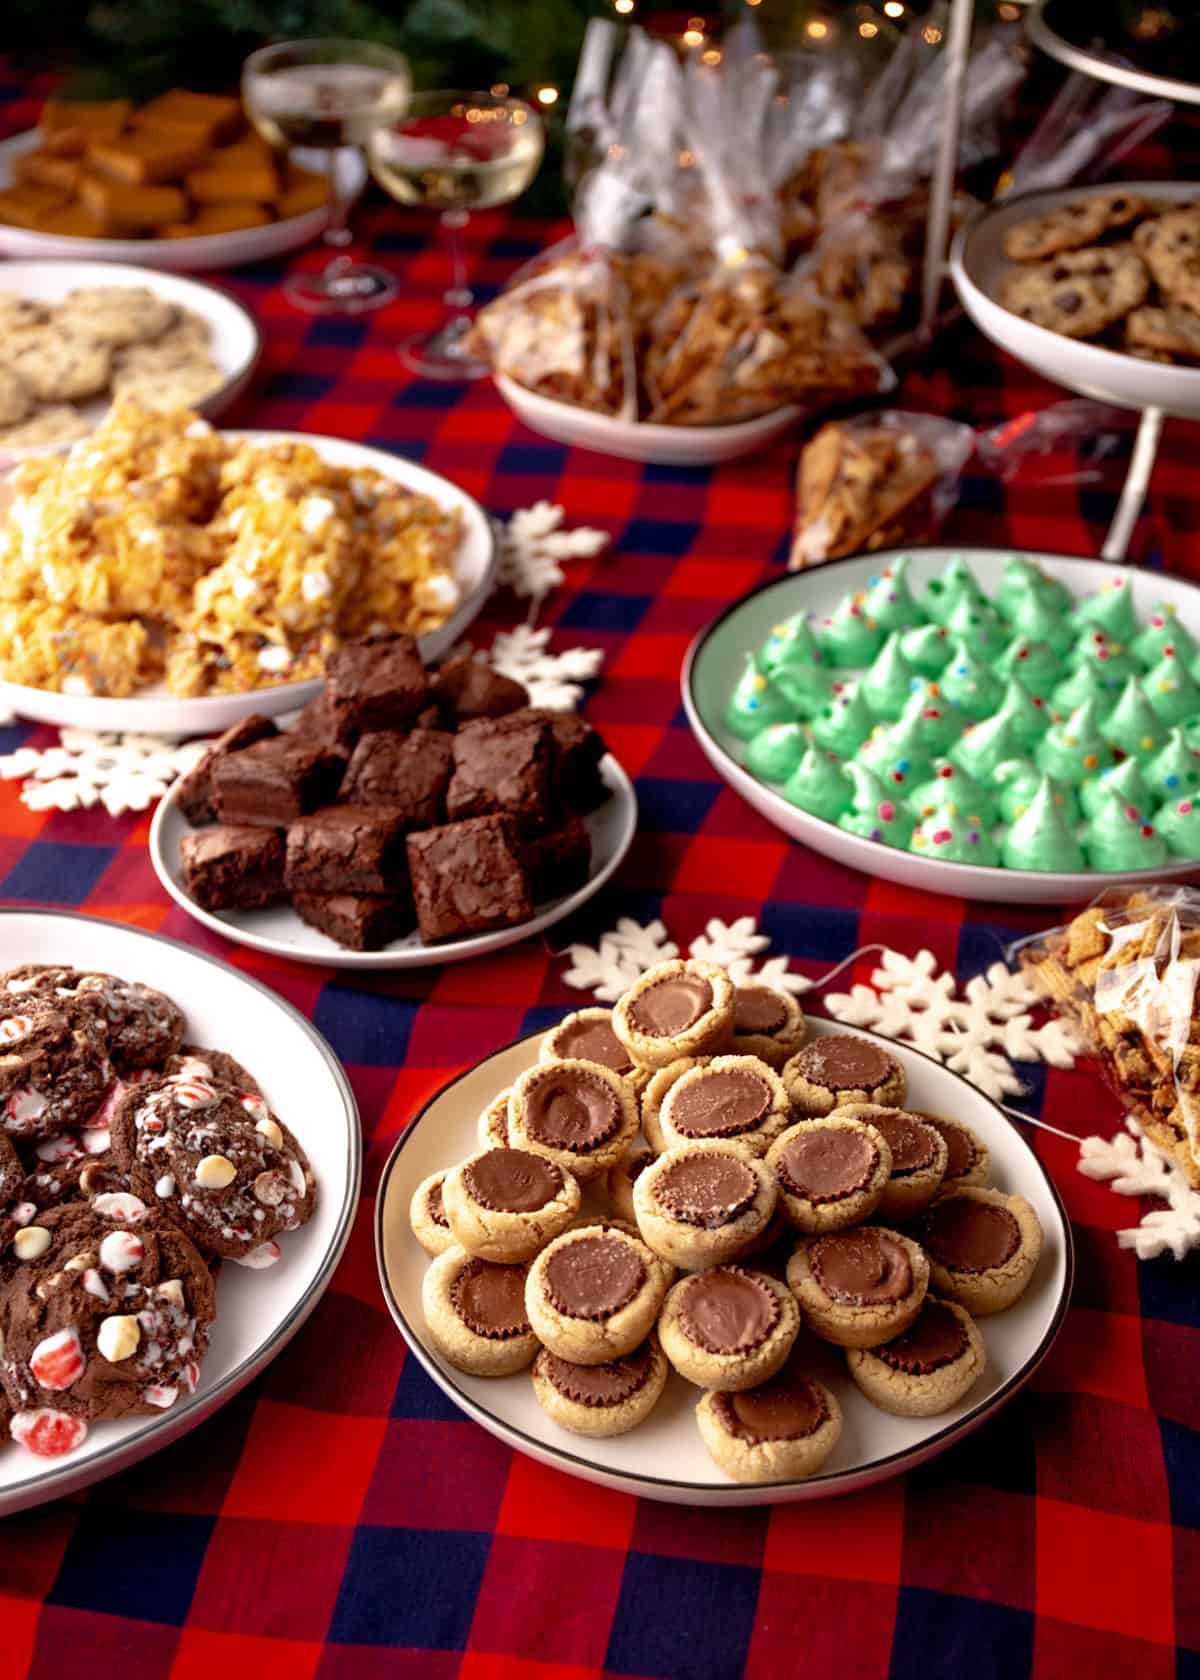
0, 994, 112, 1138
3, 966, 185, 1074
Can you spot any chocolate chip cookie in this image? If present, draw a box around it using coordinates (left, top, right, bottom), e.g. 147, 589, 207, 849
1125, 303, 1200, 362
1001, 246, 1149, 339
1003, 193, 1148, 261
1135, 205, 1200, 313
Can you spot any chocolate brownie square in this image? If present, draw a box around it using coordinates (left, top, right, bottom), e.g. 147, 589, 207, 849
521, 813, 592, 902
446, 716, 555, 837
175, 714, 279, 826
291, 688, 358, 754
338, 730, 454, 827
534, 709, 609, 813
212, 734, 345, 827
292, 891, 414, 952
284, 804, 410, 896
181, 825, 285, 910
407, 816, 534, 942
325, 633, 429, 735
431, 653, 528, 723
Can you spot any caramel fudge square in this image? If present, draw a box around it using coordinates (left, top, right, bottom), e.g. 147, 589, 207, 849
407, 815, 534, 941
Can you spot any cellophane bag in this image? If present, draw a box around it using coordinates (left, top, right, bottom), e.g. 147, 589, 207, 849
1013, 889, 1200, 1188
790, 408, 975, 567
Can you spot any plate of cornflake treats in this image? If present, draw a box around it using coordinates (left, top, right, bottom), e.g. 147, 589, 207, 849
150, 636, 638, 968
0, 89, 344, 270
376, 965, 1072, 1506
0, 409, 496, 736
0, 909, 360, 1517
685, 545, 1200, 904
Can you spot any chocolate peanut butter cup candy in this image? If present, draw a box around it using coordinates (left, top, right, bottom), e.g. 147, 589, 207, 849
658, 1056, 791, 1159
847, 1296, 986, 1417
613, 959, 735, 1071
659, 1264, 801, 1391
787, 1224, 929, 1348
921, 1114, 990, 1188
605, 1145, 655, 1225
526, 1222, 673, 1365
918, 1186, 1042, 1315
767, 1115, 892, 1233
441, 1146, 580, 1263
477, 1086, 512, 1150
409, 1169, 455, 1256
696, 1357, 843, 1483
829, 1103, 948, 1220
634, 1141, 777, 1269
729, 983, 808, 1069
421, 1244, 539, 1376
783, 1032, 906, 1117
507, 1058, 639, 1183
539, 1008, 651, 1093
531, 1335, 669, 1437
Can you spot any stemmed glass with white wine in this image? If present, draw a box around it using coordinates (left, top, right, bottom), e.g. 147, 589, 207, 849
368, 91, 545, 379
242, 37, 411, 313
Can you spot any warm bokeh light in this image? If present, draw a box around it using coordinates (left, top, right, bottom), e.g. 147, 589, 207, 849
806, 18, 830, 38
489, 83, 509, 96
923, 24, 943, 42
997, 2, 1020, 15
859, 19, 879, 35
883, 1, 905, 14
536, 85, 559, 105
614, 0, 635, 11
682, 27, 705, 46
701, 47, 722, 64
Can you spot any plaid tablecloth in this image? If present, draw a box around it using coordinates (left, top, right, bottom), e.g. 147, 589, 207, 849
0, 63, 1197, 1680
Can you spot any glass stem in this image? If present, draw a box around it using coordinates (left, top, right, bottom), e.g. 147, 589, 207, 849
441, 209, 473, 329
322, 147, 354, 254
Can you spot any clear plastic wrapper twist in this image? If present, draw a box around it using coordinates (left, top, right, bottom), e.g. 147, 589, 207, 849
1013, 889, 1200, 1188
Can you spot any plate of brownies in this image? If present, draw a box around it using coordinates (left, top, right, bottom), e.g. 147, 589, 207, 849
149, 633, 638, 967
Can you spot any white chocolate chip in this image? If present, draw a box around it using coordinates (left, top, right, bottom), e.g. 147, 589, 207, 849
156, 1278, 185, 1309
96, 1315, 140, 1363
195, 1154, 236, 1190
253, 1170, 285, 1206
255, 1117, 283, 1148
63, 1251, 96, 1273
155, 1174, 176, 1199
12, 1226, 50, 1260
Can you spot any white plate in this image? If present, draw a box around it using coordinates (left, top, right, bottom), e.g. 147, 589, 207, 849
376, 1018, 1073, 1507
0, 429, 497, 736
0, 908, 360, 1517
951, 182, 1200, 419
682, 545, 1200, 905
149, 754, 638, 970
0, 128, 354, 272
0, 258, 260, 466
495, 374, 801, 467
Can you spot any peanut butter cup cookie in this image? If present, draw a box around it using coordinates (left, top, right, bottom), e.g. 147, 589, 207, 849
613, 959, 734, 1070
830, 1104, 947, 1219
729, 983, 808, 1068
507, 1059, 639, 1183
441, 1146, 580, 1263
784, 1033, 906, 1117
787, 1225, 928, 1348
656, 1056, 791, 1159
525, 1221, 672, 1364
696, 1359, 842, 1483
659, 1265, 800, 1391
766, 1115, 891, 1233
605, 1143, 654, 1224
847, 1295, 985, 1417
409, 1170, 455, 1256
641, 1056, 710, 1152
922, 1114, 989, 1189
422, 1245, 538, 1376
540, 1007, 649, 1092
477, 1087, 512, 1150
531, 1335, 668, 1437
633, 1142, 777, 1268
918, 1187, 1042, 1315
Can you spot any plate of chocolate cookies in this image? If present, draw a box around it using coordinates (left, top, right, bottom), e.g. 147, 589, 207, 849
0, 909, 360, 1515
375, 962, 1073, 1506
149, 635, 638, 967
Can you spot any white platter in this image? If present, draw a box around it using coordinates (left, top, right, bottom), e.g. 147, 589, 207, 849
951, 182, 1200, 419
0, 128, 355, 271
682, 545, 1200, 905
0, 429, 497, 736
149, 754, 638, 970
0, 908, 360, 1517
376, 1018, 1073, 1507
0, 258, 260, 466
495, 374, 801, 467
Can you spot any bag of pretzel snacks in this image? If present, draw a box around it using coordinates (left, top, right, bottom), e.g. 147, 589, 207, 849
1015, 889, 1200, 1189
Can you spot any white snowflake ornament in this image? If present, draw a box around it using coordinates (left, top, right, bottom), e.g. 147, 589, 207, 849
1078, 1122, 1200, 1260
487, 625, 604, 711
497, 502, 609, 600
560, 915, 811, 1004
0, 729, 210, 817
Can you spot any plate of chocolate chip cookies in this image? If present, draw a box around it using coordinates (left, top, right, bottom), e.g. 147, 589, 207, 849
0, 909, 359, 1514
376, 958, 1073, 1505
952, 182, 1200, 417
150, 634, 637, 967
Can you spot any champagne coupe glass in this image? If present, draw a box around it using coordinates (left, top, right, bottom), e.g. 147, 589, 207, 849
368, 90, 545, 379
242, 37, 411, 313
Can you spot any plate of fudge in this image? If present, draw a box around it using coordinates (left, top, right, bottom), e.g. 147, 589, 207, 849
0, 910, 359, 1515
377, 958, 1072, 1505
150, 632, 637, 967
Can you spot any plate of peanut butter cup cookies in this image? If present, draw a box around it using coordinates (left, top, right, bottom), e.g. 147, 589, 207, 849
376, 958, 1073, 1506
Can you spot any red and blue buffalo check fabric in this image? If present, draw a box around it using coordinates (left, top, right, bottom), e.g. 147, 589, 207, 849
0, 63, 1196, 1680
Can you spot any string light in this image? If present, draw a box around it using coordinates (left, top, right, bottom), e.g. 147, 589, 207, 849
745, 0, 763, 7
682, 27, 705, 46
859, 19, 878, 35
883, 0, 905, 12
614, 0, 634, 13
806, 18, 830, 38
701, 46, 722, 63
536, 85, 559, 105
490, 83, 509, 96
923, 24, 943, 42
